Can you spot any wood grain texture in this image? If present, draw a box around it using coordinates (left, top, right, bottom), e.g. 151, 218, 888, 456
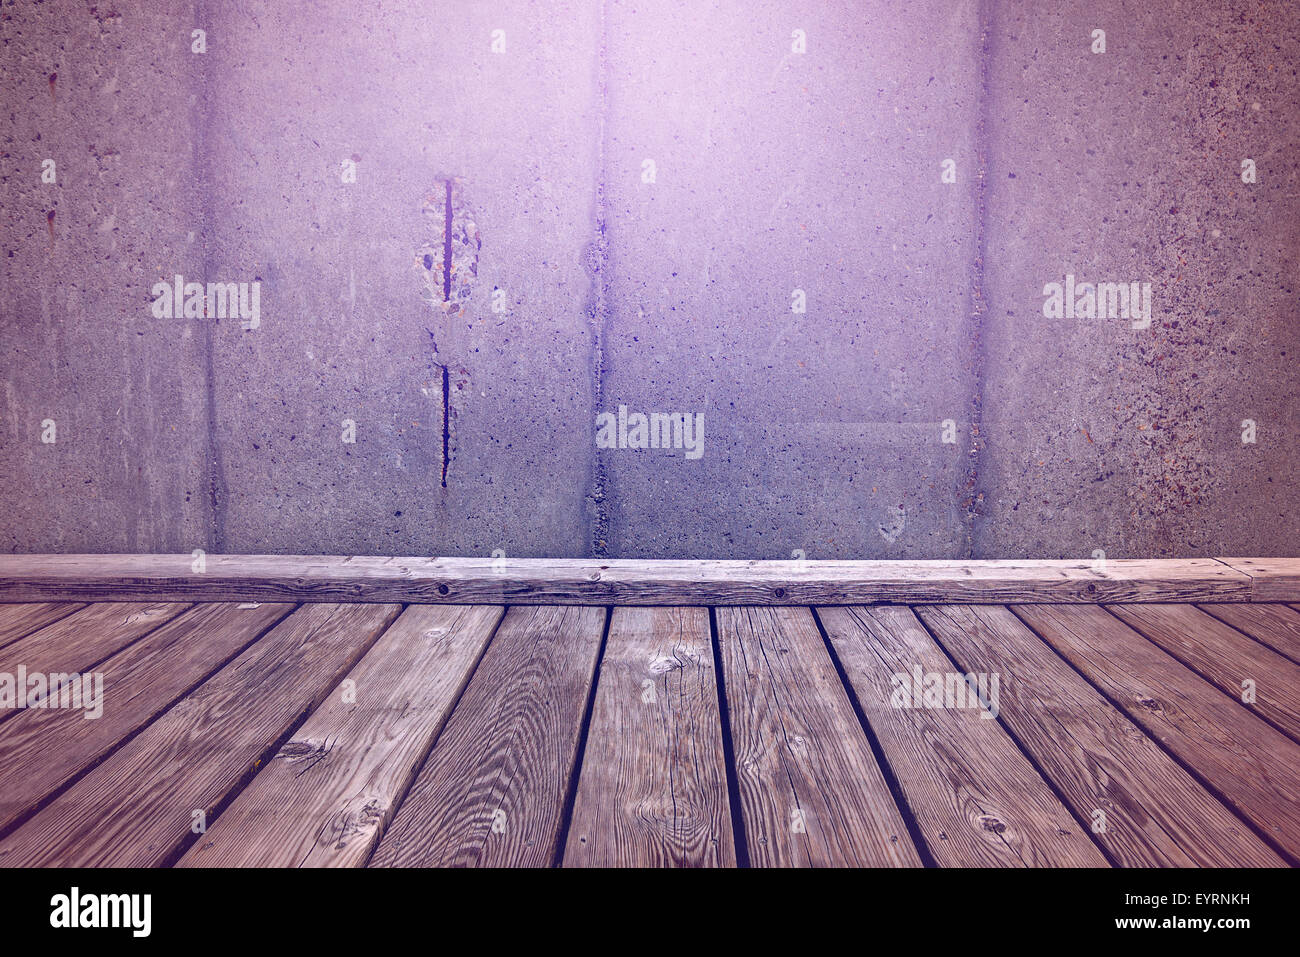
1108, 603, 1300, 743
716, 606, 921, 867
0, 602, 191, 725
1217, 558, 1300, 601
369, 605, 606, 867
0, 603, 86, 650
0, 602, 294, 834
0, 554, 1254, 604
563, 607, 735, 868
916, 605, 1284, 867
0, 602, 400, 866
178, 604, 503, 868
1012, 603, 1300, 862
819, 605, 1107, 867
1197, 603, 1300, 664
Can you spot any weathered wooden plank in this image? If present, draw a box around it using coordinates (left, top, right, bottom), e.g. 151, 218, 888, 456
0, 554, 1254, 604
1198, 603, 1300, 664
1217, 558, 1300, 601
0, 602, 294, 834
916, 605, 1284, 867
178, 604, 503, 868
1012, 603, 1300, 862
0, 602, 400, 866
716, 606, 921, 867
1108, 603, 1300, 743
563, 607, 735, 868
0, 603, 86, 650
819, 605, 1107, 867
369, 605, 606, 867
0, 602, 191, 725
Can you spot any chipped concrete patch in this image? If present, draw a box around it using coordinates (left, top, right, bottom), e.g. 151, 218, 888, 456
417, 178, 480, 318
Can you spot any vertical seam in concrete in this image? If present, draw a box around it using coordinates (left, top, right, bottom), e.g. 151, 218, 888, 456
962, 0, 997, 559
196, 0, 227, 552
584, 0, 611, 558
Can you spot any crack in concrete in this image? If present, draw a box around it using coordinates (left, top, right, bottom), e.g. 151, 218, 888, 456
441, 362, 451, 489
420, 177, 481, 490
442, 179, 453, 302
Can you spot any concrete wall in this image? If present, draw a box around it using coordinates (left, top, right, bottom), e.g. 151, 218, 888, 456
1, 0, 1296, 560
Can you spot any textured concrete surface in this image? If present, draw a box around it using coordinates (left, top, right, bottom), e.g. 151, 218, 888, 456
1, 0, 1297, 559
0, 0, 208, 552
976, 0, 1300, 558
598, 0, 982, 558
201, 0, 600, 557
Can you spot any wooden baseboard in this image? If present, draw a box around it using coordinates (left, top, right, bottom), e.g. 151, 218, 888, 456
0, 554, 1292, 604
1215, 558, 1300, 603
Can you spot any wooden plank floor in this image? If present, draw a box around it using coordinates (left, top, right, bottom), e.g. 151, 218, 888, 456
0, 597, 1295, 867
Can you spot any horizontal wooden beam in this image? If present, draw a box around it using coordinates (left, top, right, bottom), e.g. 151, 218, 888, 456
0, 554, 1269, 604
1215, 558, 1300, 602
